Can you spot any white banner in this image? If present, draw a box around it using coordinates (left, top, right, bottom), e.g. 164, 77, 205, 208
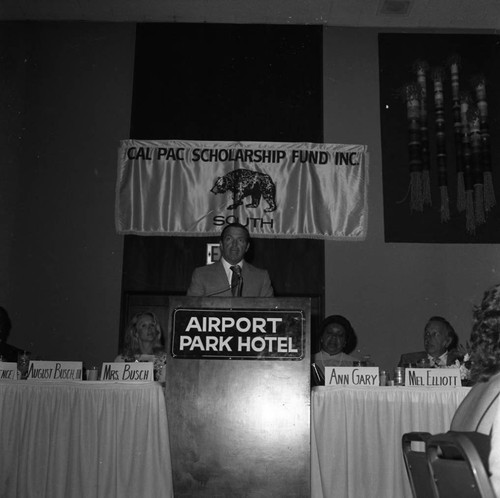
115, 139, 369, 239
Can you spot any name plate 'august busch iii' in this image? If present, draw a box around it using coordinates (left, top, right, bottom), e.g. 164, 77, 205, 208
405, 368, 462, 387
27, 360, 83, 381
325, 367, 380, 387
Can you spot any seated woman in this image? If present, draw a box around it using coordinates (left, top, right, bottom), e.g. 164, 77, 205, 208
451, 284, 500, 434
313, 315, 358, 380
114, 311, 167, 382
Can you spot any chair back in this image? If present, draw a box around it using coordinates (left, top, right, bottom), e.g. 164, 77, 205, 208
426, 432, 494, 498
402, 432, 435, 498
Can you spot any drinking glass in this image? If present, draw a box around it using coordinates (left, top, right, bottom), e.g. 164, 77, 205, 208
17, 351, 30, 380
85, 366, 99, 381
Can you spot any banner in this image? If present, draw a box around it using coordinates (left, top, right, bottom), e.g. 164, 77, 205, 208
115, 139, 368, 239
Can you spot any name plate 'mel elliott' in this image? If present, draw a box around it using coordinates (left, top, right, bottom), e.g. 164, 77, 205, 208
325, 367, 380, 387
405, 368, 462, 387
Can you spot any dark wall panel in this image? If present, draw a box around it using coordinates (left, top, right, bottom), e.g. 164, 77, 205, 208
130, 23, 323, 142
123, 22, 324, 497
123, 22, 324, 304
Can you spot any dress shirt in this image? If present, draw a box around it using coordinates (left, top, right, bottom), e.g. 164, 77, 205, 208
221, 258, 244, 285
429, 351, 448, 367
313, 350, 359, 375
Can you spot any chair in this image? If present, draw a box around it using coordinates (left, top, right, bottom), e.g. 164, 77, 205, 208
402, 432, 434, 498
426, 431, 494, 498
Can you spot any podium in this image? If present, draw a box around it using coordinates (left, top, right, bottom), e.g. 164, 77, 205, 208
164, 296, 311, 497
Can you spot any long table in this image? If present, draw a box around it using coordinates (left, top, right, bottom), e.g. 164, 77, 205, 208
311, 385, 470, 498
0, 380, 470, 498
0, 380, 174, 498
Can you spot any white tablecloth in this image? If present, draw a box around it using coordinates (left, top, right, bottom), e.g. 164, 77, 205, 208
311, 386, 470, 498
0, 380, 174, 498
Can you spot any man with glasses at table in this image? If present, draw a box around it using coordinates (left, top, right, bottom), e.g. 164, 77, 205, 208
398, 316, 463, 367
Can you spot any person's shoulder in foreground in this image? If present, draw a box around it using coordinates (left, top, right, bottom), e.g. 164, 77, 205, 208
186, 223, 273, 297
452, 371, 500, 433
452, 284, 500, 434
490, 381, 500, 496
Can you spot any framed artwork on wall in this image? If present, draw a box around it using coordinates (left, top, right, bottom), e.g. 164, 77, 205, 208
379, 33, 500, 242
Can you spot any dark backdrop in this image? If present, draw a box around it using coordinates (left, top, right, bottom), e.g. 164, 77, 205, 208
122, 23, 325, 334
122, 23, 324, 497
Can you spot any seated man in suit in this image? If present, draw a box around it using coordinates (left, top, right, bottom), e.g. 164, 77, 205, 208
398, 316, 462, 367
187, 222, 274, 297
0, 306, 24, 362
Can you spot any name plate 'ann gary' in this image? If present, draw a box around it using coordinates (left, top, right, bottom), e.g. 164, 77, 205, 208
324, 366, 380, 387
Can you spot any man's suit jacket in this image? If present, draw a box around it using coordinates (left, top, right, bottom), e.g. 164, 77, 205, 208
186, 261, 274, 297
0, 341, 23, 362
398, 349, 463, 367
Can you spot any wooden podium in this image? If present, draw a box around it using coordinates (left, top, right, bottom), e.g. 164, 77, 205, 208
164, 296, 311, 497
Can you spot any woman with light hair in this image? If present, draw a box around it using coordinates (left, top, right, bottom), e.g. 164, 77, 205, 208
114, 310, 167, 382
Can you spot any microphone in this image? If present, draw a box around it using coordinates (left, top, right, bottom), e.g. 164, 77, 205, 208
206, 284, 234, 297
204, 265, 243, 297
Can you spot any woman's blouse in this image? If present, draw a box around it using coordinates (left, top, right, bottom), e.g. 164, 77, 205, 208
313, 350, 359, 375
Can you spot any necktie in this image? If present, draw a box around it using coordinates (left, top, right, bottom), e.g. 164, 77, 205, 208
429, 356, 443, 368
230, 265, 242, 296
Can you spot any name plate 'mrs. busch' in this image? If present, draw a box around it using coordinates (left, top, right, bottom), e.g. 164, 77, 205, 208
325, 366, 380, 387
406, 368, 462, 387
171, 308, 304, 360
27, 361, 83, 381
0, 362, 18, 380
100, 362, 154, 381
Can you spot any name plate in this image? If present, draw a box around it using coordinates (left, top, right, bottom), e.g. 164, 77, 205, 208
406, 368, 462, 387
325, 366, 379, 387
0, 362, 18, 380
100, 362, 154, 382
27, 361, 83, 381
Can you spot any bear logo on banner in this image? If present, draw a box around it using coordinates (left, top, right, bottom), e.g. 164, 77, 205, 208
210, 168, 277, 212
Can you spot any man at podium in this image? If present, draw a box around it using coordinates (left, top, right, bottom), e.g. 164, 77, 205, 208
187, 223, 274, 297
